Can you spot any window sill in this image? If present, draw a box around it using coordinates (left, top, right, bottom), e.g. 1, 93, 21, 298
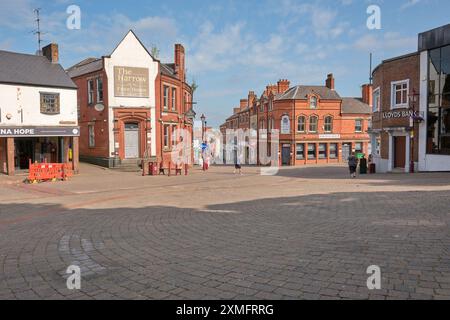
391, 105, 408, 110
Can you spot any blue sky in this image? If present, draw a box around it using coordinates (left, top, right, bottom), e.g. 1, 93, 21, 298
1, 0, 449, 127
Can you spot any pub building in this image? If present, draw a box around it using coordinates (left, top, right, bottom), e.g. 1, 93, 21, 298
67, 30, 159, 169
370, 23, 450, 173
0, 44, 79, 176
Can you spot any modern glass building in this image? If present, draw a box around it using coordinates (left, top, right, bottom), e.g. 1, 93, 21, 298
418, 24, 450, 171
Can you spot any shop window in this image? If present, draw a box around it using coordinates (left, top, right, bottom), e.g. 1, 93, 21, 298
163, 86, 169, 110
296, 143, 305, 160
355, 142, 363, 154
88, 124, 95, 148
330, 143, 338, 159
324, 116, 333, 133
318, 143, 327, 159
96, 78, 103, 103
307, 144, 316, 160
40, 93, 60, 115
309, 116, 318, 133
391, 80, 409, 109
87, 79, 94, 105
427, 45, 450, 155
172, 88, 177, 111
355, 119, 363, 132
297, 116, 306, 132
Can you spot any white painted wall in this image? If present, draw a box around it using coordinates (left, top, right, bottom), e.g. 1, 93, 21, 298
0, 84, 77, 126
104, 31, 158, 157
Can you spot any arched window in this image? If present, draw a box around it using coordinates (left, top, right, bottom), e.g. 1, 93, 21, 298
324, 116, 333, 133
298, 116, 306, 132
309, 116, 318, 133
310, 96, 318, 109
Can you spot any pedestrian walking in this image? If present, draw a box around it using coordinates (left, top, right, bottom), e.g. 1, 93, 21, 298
348, 152, 358, 178
234, 157, 242, 175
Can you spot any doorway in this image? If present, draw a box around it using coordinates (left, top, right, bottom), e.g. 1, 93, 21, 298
281, 145, 291, 166
124, 123, 140, 159
394, 136, 406, 168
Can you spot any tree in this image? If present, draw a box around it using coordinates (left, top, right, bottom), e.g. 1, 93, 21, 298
150, 45, 159, 59
190, 79, 198, 96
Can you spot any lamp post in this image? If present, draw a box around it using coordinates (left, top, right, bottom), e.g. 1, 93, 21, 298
408, 89, 420, 173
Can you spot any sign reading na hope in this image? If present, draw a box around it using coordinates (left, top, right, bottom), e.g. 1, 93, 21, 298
0, 127, 80, 137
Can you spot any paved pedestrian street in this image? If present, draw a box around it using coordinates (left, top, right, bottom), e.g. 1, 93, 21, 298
0, 164, 450, 300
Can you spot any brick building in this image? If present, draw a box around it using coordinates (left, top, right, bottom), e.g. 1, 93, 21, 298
370, 23, 450, 173
155, 44, 194, 165
67, 30, 193, 169
222, 74, 372, 166
370, 52, 420, 173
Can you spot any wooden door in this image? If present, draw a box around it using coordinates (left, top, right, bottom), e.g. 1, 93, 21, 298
394, 136, 406, 168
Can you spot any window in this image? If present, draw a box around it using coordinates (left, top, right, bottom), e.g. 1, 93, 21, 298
307, 144, 316, 160
40, 93, 60, 114
427, 45, 450, 155
260, 104, 264, 112
163, 86, 169, 110
355, 119, 363, 132
88, 124, 95, 147
309, 116, 318, 133
373, 88, 380, 112
296, 143, 305, 160
297, 116, 306, 132
355, 142, 363, 154
269, 100, 273, 111
172, 88, 177, 111
163, 125, 170, 148
324, 116, 333, 133
391, 80, 409, 108
96, 78, 103, 103
87, 79, 94, 104
310, 96, 318, 109
318, 143, 327, 159
329, 143, 338, 159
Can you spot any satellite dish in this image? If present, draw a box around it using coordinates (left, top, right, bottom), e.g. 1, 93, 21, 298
94, 104, 105, 112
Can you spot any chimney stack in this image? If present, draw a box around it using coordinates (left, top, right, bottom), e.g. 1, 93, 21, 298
42, 43, 59, 64
361, 84, 373, 107
233, 107, 241, 115
240, 99, 248, 110
248, 91, 256, 105
277, 79, 290, 94
325, 73, 335, 90
174, 44, 185, 82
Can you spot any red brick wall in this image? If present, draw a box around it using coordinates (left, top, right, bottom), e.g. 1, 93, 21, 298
72, 69, 110, 159
372, 53, 420, 161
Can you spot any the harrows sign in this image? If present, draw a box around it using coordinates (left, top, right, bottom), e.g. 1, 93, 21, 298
0, 127, 80, 137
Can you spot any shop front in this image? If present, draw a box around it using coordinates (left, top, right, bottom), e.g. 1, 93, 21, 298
0, 126, 79, 176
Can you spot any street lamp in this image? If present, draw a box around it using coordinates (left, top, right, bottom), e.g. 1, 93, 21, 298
200, 114, 206, 143
408, 89, 421, 173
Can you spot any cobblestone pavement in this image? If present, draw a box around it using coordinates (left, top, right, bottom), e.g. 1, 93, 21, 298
0, 164, 450, 300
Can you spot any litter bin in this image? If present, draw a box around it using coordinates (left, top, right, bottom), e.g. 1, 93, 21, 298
360, 158, 368, 174
369, 163, 376, 174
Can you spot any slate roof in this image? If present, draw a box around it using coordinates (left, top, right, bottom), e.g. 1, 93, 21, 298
0, 50, 77, 89
341, 98, 371, 114
161, 63, 176, 77
66, 58, 103, 78
275, 85, 341, 100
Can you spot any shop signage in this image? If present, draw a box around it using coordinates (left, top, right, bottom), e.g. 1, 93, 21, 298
281, 115, 290, 134
0, 127, 80, 137
114, 66, 149, 98
319, 134, 341, 139
382, 110, 424, 119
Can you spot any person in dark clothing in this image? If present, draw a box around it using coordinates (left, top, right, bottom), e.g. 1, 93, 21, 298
348, 152, 358, 178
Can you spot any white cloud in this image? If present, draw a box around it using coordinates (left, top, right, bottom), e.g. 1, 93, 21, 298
354, 32, 416, 52
401, 0, 422, 10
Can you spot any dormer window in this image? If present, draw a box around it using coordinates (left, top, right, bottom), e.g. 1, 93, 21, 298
310, 96, 318, 109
